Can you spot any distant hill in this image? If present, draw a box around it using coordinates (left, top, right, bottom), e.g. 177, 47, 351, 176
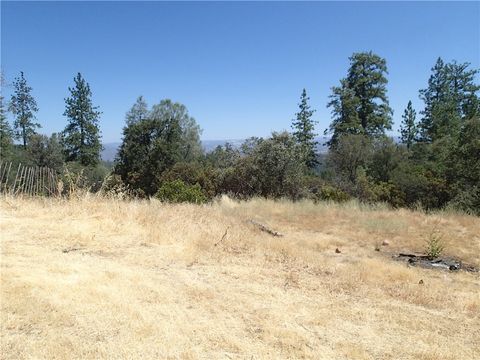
101, 137, 331, 162
101, 143, 121, 162
100, 141, 245, 162
201, 139, 245, 153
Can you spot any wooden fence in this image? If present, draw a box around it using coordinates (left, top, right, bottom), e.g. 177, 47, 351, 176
0, 161, 59, 196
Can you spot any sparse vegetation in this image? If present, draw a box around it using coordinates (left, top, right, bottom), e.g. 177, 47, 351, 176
425, 227, 445, 259
1, 196, 478, 359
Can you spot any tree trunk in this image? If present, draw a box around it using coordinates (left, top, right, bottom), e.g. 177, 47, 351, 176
22, 124, 27, 148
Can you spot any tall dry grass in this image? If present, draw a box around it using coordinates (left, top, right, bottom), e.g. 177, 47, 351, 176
1, 195, 479, 359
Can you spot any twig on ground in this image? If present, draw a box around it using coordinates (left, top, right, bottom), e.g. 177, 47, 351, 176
248, 219, 284, 237
62, 247, 82, 253
214, 227, 230, 247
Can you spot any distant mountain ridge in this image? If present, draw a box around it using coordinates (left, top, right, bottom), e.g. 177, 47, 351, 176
101, 137, 331, 162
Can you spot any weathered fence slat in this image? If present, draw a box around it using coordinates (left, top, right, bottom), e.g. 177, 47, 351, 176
1, 162, 58, 197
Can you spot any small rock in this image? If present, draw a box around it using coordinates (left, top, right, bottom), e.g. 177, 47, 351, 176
374, 245, 380, 251
418, 279, 424, 285
335, 248, 341, 254
382, 240, 390, 246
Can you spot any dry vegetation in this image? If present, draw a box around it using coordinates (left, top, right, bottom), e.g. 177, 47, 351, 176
1, 195, 479, 359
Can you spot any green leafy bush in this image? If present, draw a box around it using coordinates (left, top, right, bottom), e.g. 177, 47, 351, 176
315, 185, 350, 202
447, 186, 480, 216
155, 180, 207, 204
158, 162, 220, 199
220, 132, 307, 200
370, 181, 406, 208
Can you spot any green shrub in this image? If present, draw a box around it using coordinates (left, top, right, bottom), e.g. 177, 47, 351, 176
446, 186, 480, 216
155, 180, 207, 204
158, 162, 220, 199
219, 132, 307, 200
315, 185, 350, 202
370, 181, 406, 208
425, 227, 444, 259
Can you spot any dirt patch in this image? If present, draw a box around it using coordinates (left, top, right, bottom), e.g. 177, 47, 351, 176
394, 253, 478, 272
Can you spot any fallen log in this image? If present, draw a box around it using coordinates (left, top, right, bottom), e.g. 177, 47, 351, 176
394, 253, 477, 272
248, 219, 284, 237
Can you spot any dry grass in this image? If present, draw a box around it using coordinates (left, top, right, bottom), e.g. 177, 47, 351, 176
1, 195, 479, 359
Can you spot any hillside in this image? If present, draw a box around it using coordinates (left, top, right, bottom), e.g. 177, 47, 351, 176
1, 196, 479, 359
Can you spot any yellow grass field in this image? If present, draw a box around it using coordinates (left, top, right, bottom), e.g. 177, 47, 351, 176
1, 195, 479, 359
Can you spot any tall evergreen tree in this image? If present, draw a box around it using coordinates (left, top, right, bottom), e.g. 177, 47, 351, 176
62, 73, 102, 166
418, 58, 451, 142
400, 101, 417, 148
446, 61, 480, 118
125, 96, 148, 126
326, 51, 393, 148
325, 79, 362, 146
291, 88, 318, 169
0, 93, 13, 157
418, 58, 479, 142
8, 71, 40, 148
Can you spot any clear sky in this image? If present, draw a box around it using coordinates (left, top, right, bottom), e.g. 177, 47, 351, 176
1, 1, 479, 143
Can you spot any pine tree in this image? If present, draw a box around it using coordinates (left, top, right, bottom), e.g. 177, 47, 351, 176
326, 52, 393, 148
418, 58, 479, 142
125, 96, 148, 126
325, 79, 362, 146
62, 73, 102, 166
418, 58, 449, 142
8, 71, 40, 148
291, 89, 318, 169
0, 94, 13, 156
446, 61, 480, 118
400, 101, 417, 148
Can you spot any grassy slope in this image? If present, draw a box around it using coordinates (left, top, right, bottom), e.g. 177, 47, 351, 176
1, 196, 479, 359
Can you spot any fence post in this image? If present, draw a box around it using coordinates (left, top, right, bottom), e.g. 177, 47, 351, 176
3, 162, 12, 193
28, 167, 34, 196
18, 165, 26, 195
11, 163, 21, 195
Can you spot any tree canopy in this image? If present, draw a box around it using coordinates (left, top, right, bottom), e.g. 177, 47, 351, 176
292, 89, 318, 169
114, 99, 203, 196
326, 51, 393, 148
62, 73, 102, 166
8, 71, 40, 148
400, 101, 417, 148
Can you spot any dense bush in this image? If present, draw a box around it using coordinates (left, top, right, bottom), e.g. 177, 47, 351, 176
447, 186, 480, 216
27, 133, 64, 172
158, 162, 220, 199
155, 180, 207, 204
315, 185, 351, 203
226, 133, 307, 200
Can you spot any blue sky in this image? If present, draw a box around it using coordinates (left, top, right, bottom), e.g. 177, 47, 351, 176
2, 1, 479, 143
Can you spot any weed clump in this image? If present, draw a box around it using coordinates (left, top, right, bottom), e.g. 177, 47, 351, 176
425, 227, 444, 259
